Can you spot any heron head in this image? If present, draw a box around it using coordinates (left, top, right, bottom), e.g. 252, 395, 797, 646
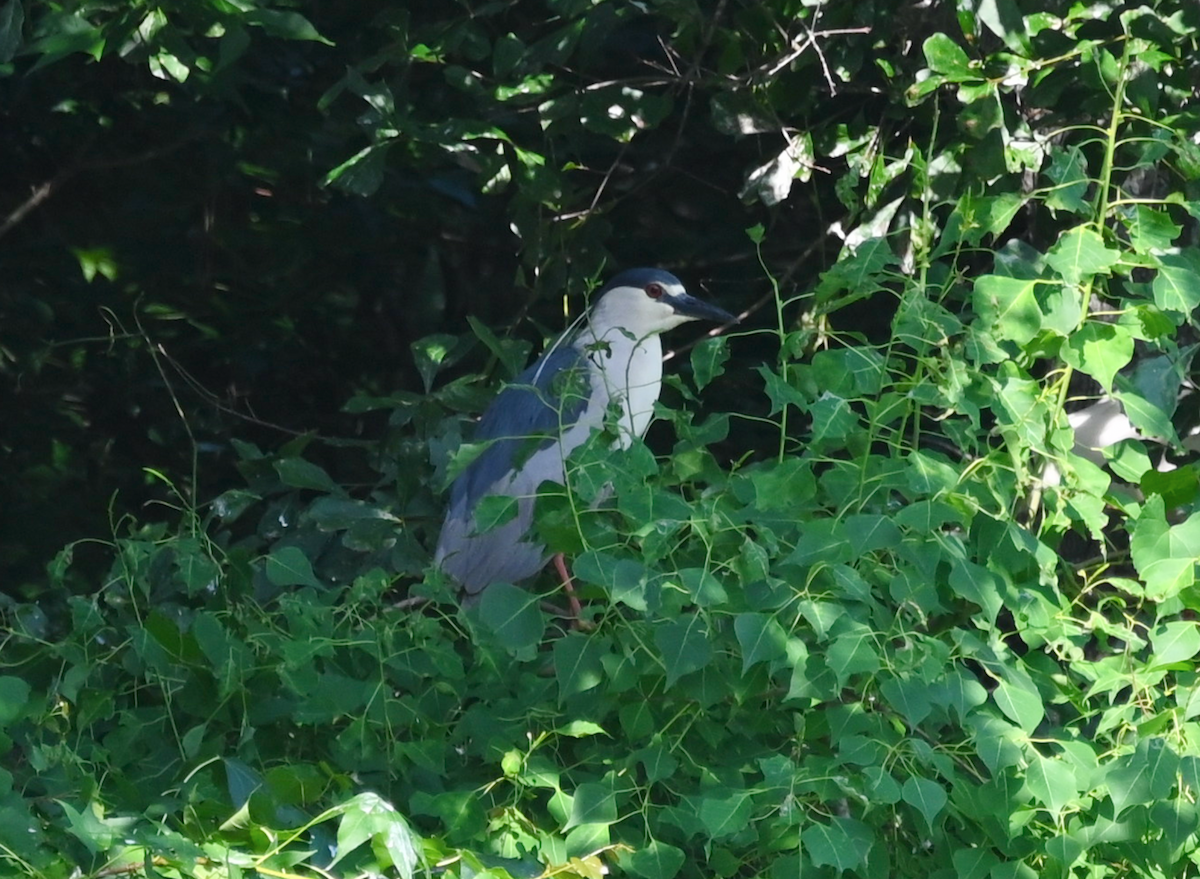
591, 268, 737, 337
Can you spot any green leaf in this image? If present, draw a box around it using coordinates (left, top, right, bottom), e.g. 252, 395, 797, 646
880, 674, 933, 726
473, 494, 519, 533
1043, 145, 1090, 215
972, 275, 1043, 346
798, 599, 843, 640
1107, 759, 1152, 818
689, 788, 753, 839
995, 363, 1048, 449
989, 861, 1038, 879
806, 392, 858, 448
1114, 353, 1186, 444
151, 51, 189, 83
1025, 752, 1076, 815
691, 336, 730, 392
307, 497, 399, 530
565, 821, 610, 856
748, 457, 816, 511
332, 793, 420, 879
906, 450, 961, 496
1123, 205, 1181, 253
411, 334, 461, 393
734, 613, 788, 673
546, 721, 602, 740
0, 0, 24, 64
802, 817, 872, 871
478, 583, 546, 656
0, 676, 32, 727
1150, 621, 1200, 667
25, 15, 104, 70
71, 246, 118, 283
324, 143, 390, 196
1130, 497, 1200, 601
274, 457, 342, 493
949, 558, 1004, 625
216, 26, 250, 72
815, 237, 898, 303
1045, 833, 1085, 869
1046, 226, 1120, 284
810, 346, 887, 396
929, 671, 987, 721
864, 766, 902, 804
57, 801, 127, 855
922, 33, 974, 79
265, 546, 322, 588
901, 776, 947, 830
973, 0, 1032, 54
844, 514, 902, 555
941, 192, 1025, 249
1062, 322, 1134, 393
467, 315, 530, 379
193, 613, 251, 694
1152, 249, 1200, 315
655, 618, 714, 688
757, 365, 807, 415
574, 551, 649, 611
622, 840, 684, 879
952, 846, 1000, 879
1151, 798, 1200, 852
245, 9, 334, 44
993, 676, 1043, 734
1140, 464, 1200, 509
1143, 738, 1180, 800
567, 782, 616, 829
493, 32, 526, 78
676, 567, 728, 608
554, 634, 604, 701
223, 757, 262, 809
826, 623, 879, 687
634, 743, 678, 784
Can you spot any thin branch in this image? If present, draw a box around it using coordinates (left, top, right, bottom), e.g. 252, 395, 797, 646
0, 133, 199, 241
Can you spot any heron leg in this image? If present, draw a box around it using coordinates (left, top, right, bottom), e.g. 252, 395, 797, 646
553, 552, 583, 619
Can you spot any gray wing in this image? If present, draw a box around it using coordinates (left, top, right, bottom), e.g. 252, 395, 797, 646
435, 347, 590, 595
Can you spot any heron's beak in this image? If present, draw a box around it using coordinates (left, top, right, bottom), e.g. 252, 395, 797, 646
666, 293, 739, 325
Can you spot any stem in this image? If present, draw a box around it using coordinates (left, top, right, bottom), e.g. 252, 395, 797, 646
754, 237, 789, 464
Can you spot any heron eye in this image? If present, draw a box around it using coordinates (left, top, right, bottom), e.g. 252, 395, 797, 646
645, 282, 665, 299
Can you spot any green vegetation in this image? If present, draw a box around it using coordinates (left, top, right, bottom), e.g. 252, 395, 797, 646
3, 0, 1200, 878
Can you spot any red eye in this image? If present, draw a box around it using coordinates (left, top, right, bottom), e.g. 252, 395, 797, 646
645, 283, 665, 299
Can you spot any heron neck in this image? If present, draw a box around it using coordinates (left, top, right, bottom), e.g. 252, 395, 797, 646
577, 323, 663, 444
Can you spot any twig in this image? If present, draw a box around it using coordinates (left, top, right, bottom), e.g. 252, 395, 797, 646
0, 133, 198, 241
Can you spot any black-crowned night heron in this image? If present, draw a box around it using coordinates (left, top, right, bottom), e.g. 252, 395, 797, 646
435, 268, 737, 600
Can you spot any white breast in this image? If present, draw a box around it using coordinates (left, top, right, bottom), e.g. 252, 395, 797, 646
577, 327, 663, 447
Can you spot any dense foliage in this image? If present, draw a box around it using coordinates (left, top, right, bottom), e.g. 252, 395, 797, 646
3, 0, 1200, 878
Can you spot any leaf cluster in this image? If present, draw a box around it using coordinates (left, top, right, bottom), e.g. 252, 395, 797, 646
4, 1, 1200, 878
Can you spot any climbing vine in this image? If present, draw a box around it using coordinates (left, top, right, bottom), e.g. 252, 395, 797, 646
3, 1, 1200, 878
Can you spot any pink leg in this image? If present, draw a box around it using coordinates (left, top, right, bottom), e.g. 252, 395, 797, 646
553, 552, 583, 619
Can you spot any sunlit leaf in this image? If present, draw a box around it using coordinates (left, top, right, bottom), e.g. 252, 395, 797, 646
972, 275, 1043, 346
1130, 497, 1200, 600
1152, 249, 1200, 315
1062, 322, 1134, 392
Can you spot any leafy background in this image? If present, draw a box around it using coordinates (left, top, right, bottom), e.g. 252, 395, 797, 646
3, 0, 1200, 877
